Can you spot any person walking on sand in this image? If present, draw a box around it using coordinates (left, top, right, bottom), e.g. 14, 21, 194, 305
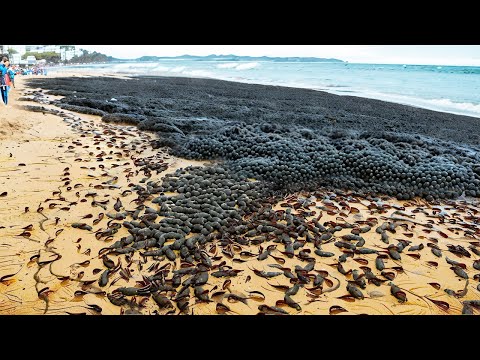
0, 57, 8, 105
4, 60, 15, 105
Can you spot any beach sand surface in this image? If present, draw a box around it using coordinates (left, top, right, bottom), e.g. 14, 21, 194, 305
0, 73, 479, 315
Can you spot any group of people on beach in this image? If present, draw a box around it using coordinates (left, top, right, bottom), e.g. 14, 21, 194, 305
7, 64, 47, 76
20, 66, 47, 76
0, 56, 15, 106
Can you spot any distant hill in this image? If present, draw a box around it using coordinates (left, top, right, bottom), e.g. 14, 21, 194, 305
129, 54, 344, 63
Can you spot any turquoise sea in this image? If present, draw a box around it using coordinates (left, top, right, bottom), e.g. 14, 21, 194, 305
51, 60, 480, 118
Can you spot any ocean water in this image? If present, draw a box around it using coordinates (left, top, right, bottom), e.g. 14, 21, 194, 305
50, 60, 480, 118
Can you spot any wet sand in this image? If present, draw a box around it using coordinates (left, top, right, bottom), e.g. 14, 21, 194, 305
0, 74, 205, 314
0, 73, 479, 315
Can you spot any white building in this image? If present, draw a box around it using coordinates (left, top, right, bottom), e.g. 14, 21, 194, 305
26, 55, 37, 65
61, 49, 76, 61
4, 45, 26, 56
2, 45, 83, 62
11, 54, 21, 64
12, 45, 68, 55
25, 45, 44, 53
43, 45, 61, 53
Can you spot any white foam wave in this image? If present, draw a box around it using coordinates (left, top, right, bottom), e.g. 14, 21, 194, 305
217, 62, 239, 69
170, 66, 186, 73
235, 62, 260, 70
112, 63, 133, 69
182, 69, 214, 78
422, 98, 480, 117
152, 65, 170, 72
216, 62, 260, 70
346, 90, 480, 118
136, 62, 160, 69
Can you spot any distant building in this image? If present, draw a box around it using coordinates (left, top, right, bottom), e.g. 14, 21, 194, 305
0, 44, 82, 62
59, 45, 76, 61
25, 45, 44, 53
26, 55, 37, 65
61, 50, 76, 61
43, 45, 61, 53
6, 45, 27, 56
11, 54, 21, 64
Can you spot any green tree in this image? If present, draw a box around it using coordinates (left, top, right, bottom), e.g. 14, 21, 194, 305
68, 50, 112, 64
7, 48, 17, 54
22, 51, 61, 64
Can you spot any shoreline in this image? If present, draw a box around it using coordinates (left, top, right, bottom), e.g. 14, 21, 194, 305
0, 71, 479, 315
30, 72, 480, 145
46, 64, 480, 119
27, 74, 480, 201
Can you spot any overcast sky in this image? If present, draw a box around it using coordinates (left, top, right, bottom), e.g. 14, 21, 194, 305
77, 45, 480, 66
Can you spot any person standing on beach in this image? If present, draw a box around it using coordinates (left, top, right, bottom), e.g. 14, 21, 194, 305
4, 60, 15, 105
0, 57, 9, 105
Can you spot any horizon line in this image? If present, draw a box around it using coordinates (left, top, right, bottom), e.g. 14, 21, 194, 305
105, 55, 480, 67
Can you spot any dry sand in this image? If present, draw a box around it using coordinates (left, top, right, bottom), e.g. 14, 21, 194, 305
0, 72, 479, 315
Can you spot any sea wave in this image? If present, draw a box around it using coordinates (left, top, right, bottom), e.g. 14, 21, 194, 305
112, 63, 160, 71
350, 90, 480, 118
217, 63, 240, 69
235, 62, 260, 70
170, 66, 186, 73
182, 69, 214, 78
216, 62, 260, 70
151, 65, 171, 72
423, 98, 480, 116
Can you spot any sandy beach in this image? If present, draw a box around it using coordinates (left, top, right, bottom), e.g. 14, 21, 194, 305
1, 72, 479, 315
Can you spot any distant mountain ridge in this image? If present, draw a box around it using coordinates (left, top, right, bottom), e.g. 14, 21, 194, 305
123, 54, 344, 63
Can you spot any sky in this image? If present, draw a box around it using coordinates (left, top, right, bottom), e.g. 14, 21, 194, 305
77, 45, 480, 66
